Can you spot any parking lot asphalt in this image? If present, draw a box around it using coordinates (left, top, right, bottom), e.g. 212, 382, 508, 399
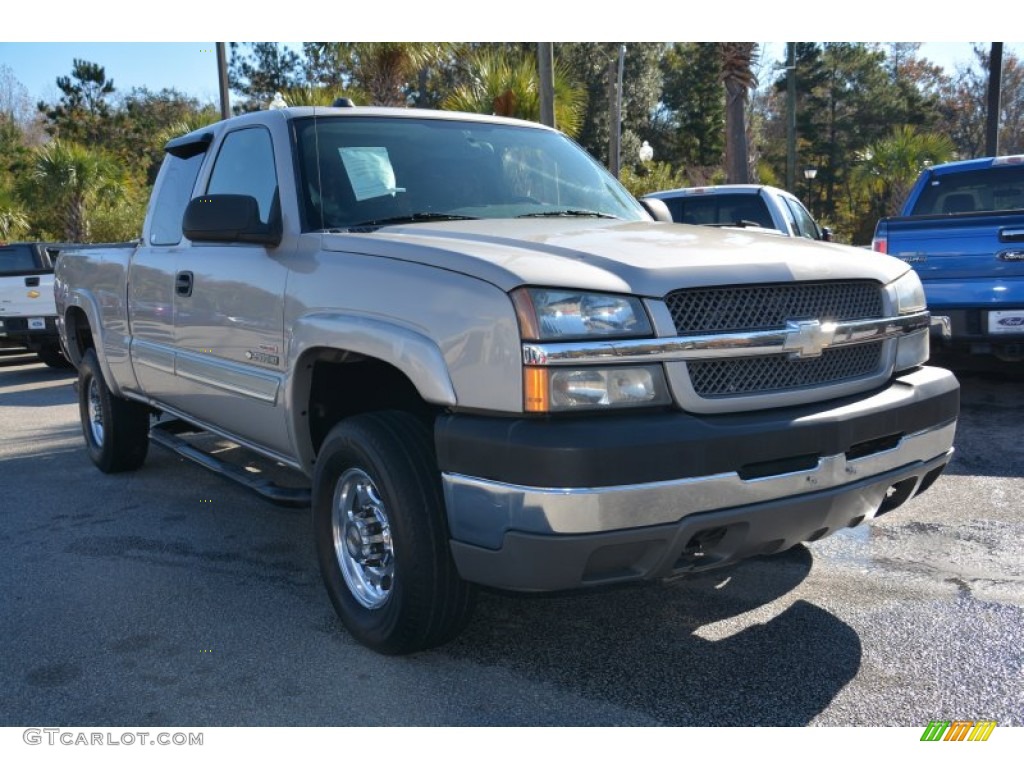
0, 349, 1021, 726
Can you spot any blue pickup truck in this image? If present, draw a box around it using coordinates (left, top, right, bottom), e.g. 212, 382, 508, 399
872, 155, 1024, 362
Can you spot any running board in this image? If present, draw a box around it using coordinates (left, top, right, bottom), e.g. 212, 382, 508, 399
150, 420, 311, 508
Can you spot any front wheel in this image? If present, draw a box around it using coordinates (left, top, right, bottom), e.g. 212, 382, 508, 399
78, 348, 150, 473
313, 411, 475, 654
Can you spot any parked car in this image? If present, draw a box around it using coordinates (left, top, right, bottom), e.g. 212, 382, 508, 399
872, 155, 1024, 362
56, 107, 957, 654
643, 184, 832, 241
0, 241, 70, 367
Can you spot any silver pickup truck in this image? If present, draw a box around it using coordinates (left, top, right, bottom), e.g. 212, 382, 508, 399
55, 106, 960, 654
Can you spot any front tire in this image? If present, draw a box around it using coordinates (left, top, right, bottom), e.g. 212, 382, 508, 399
78, 348, 150, 473
313, 411, 475, 654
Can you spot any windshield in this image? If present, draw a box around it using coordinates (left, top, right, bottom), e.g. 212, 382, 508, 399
294, 115, 647, 231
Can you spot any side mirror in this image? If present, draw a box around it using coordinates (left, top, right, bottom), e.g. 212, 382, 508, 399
639, 197, 674, 223
820, 226, 833, 242
182, 194, 282, 247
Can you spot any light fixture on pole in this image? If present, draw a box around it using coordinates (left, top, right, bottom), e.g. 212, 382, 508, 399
803, 167, 818, 216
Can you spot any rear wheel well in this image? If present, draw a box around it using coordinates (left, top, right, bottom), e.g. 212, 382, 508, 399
303, 352, 438, 459
63, 307, 94, 366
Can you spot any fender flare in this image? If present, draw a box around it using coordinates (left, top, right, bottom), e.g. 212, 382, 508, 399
286, 312, 457, 468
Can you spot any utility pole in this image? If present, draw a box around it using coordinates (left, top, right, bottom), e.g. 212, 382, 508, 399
986, 42, 1003, 157
216, 41, 232, 119
786, 42, 796, 192
538, 43, 555, 128
216, 42, 231, 120
608, 44, 625, 177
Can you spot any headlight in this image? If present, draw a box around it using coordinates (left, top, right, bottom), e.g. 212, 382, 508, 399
893, 270, 926, 314
524, 365, 671, 412
891, 271, 930, 370
511, 288, 652, 341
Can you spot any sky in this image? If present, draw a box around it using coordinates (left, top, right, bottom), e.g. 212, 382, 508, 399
2, 41, 1019, 113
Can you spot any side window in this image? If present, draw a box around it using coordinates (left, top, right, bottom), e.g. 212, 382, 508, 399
149, 152, 205, 246
783, 198, 820, 240
206, 128, 279, 224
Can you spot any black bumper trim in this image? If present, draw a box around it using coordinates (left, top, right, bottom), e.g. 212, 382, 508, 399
435, 366, 959, 488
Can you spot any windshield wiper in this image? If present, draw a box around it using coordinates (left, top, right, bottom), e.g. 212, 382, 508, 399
516, 210, 619, 219
704, 220, 764, 229
345, 212, 480, 230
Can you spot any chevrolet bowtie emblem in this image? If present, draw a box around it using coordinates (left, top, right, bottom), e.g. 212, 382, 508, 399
782, 319, 836, 359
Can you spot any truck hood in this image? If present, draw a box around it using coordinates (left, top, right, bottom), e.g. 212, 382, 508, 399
320, 219, 908, 295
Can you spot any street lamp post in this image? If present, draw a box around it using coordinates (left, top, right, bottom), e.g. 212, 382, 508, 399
803, 166, 818, 217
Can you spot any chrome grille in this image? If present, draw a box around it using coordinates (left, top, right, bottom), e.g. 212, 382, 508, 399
666, 281, 887, 400
688, 342, 885, 398
666, 281, 883, 335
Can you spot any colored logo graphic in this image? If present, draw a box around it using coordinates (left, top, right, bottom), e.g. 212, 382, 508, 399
920, 720, 996, 742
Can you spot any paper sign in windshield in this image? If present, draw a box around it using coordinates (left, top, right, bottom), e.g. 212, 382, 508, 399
338, 147, 404, 201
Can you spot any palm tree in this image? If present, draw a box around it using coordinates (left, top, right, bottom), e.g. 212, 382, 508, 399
443, 49, 586, 137
856, 126, 955, 217
276, 84, 366, 108
308, 43, 451, 107
24, 140, 124, 242
719, 43, 758, 184
0, 187, 29, 240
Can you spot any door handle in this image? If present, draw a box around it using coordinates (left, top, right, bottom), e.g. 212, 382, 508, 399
175, 271, 194, 297
24, 276, 40, 287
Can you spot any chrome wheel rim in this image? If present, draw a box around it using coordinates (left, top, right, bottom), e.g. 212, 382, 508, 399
87, 377, 105, 447
332, 468, 394, 609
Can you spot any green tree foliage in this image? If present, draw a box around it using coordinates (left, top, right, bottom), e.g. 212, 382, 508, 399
19, 140, 126, 242
618, 161, 687, 198
656, 43, 724, 175
443, 48, 586, 137
559, 43, 664, 169
229, 42, 304, 112
854, 126, 955, 234
37, 59, 115, 144
304, 43, 454, 107
111, 88, 218, 184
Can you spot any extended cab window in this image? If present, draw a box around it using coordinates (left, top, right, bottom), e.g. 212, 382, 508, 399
206, 127, 279, 224
150, 152, 205, 246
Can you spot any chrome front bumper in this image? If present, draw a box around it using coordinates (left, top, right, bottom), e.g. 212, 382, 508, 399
439, 365, 959, 591
443, 420, 956, 542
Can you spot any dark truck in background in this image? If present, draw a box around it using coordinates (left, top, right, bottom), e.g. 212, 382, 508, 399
0, 241, 70, 367
872, 155, 1024, 363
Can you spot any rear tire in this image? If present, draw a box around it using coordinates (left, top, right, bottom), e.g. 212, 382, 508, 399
37, 343, 73, 369
313, 411, 475, 654
78, 348, 150, 473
